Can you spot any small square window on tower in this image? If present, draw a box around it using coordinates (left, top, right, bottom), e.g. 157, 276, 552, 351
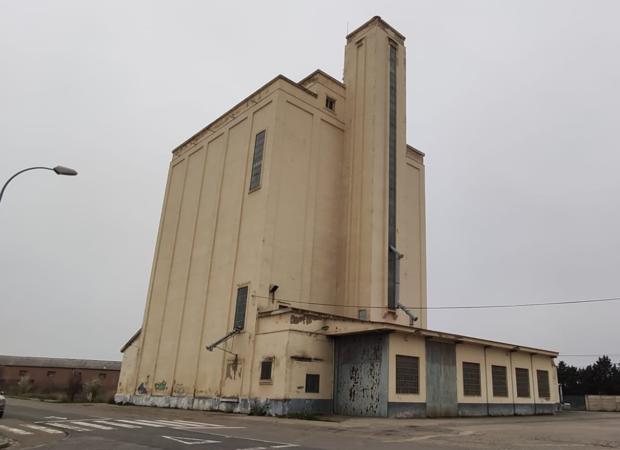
325, 96, 336, 111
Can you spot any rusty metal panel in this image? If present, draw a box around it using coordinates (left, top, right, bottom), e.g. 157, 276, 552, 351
426, 340, 457, 417
334, 333, 388, 417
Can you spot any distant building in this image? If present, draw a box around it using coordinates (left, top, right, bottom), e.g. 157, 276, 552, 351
0, 355, 120, 400
116, 16, 560, 417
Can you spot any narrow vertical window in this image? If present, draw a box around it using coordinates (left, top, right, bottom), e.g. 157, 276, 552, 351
515, 368, 530, 397
325, 96, 336, 111
537, 370, 550, 399
387, 43, 398, 309
249, 130, 266, 191
260, 359, 273, 381
491, 365, 508, 397
233, 286, 248, 330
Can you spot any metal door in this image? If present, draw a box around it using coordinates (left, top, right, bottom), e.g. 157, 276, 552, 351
334, 334, 388, 416
426, 340, 457, 417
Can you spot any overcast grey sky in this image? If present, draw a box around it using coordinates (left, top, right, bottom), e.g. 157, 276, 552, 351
1, 1, 618, 367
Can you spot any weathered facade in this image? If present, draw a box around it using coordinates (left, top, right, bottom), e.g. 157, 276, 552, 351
116, 16, 560, 417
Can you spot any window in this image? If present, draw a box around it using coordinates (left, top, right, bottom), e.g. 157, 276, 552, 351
98, 373, 107, 380
491, 365, 508, 397
387, 43, 398, 309
395, 355, 419, 394
515, 368, 530, 398
233, 286, 248, 330
249, 130, 266, 191
260, 359, 273, 381
19, 370, 27, 377
537, 370, 550, 399
305, 374, 320, 393
325, 96, 336, 111
357, 309, 367, 321
47, 371, 56, 378
462, 362, 481, 396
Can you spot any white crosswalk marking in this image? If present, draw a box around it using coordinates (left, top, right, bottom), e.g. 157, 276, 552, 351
170, 419, 226, 427
117, 419, 165, 427
46, 422, 91, 432
0, 424, 33, 435
94, 420, 141, 429
24, 424, 64, 434
71, 421, 114, 430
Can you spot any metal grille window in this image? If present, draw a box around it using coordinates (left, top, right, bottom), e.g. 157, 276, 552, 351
537, 370, 550, 399
491, 365, 508, 397
249, 130, 266, 191
387, 43, 398, 310
305, 374, 320, 393
260, 359, 273, 381
396, 355, 419, 394
462, 362, 481, 396
233, 286, 248, 330
515, 368, 530, 398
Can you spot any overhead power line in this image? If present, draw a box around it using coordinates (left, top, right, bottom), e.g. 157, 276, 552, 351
253, 295, 620, 310
559, 354, 620, 357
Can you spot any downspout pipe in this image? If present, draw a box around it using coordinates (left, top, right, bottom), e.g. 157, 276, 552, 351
390, 245, 417, 326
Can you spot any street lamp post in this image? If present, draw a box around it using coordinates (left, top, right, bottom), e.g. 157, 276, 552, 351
0, 166, 78, 204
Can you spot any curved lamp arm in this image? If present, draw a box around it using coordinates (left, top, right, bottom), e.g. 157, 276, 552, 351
0, 165, 78, 204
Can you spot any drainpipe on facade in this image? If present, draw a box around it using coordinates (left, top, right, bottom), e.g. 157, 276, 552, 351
484, 346, 490, 416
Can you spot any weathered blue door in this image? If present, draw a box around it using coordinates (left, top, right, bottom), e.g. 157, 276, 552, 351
334, 333, 388, 416
426, 340, 458, 417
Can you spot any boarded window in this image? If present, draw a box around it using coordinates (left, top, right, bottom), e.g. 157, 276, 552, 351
462, 362, 481, 396
305, 374, 320, 393
396, 355, 419, 394
249, 130, 266, 191
515, 368, 530, 398
537, 370, 550, 399
99, 373, 107, 380
47, 371, 56, 377
260, 359, 273, 381
492, 365, 508, 397
233, 286, 248, 330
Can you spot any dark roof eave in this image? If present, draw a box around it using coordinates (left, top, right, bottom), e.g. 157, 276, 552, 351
120, 328, 142, 353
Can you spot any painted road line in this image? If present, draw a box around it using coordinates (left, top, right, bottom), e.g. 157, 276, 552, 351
117, 419, 165, 428
236, 447, 266, 450
0, 424, 33, 436
94, 420, 142, 429
167, 420, 245, 429
46, 422, 91, 432
270, 445, 299, 449
71, 421, 114, 430
149, 419, 204, 428
23, 424, 65, 434
162, 435, 220, 445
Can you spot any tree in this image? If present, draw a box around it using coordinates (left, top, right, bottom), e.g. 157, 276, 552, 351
558, 356, 620, 396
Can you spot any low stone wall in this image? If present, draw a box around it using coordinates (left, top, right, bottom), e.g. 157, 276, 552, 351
585, 395, 620, 412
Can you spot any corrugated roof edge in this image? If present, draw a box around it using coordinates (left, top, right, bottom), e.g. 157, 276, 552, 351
258, 307, 558, 357
172, 75, 318, 154
120, 328, 142, 353
0, 355, 121, 371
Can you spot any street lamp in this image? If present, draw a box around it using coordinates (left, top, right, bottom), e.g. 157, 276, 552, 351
0, 165, 78, 204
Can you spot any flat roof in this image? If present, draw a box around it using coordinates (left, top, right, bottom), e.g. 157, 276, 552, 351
259, 307, 558, 357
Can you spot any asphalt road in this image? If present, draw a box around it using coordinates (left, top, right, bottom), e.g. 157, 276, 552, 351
1, 397, 620, 449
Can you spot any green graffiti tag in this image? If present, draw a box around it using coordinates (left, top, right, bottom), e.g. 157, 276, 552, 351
154, 380, 167, 391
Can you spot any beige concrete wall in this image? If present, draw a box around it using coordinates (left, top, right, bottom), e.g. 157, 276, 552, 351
456, 344, 488, 404
117, 337, 140, 396
585, 395, 620, 412
341, 17, 426, 327
129, 75, 348, 400
532, 354, 560, 404
388, 333, 426, 403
